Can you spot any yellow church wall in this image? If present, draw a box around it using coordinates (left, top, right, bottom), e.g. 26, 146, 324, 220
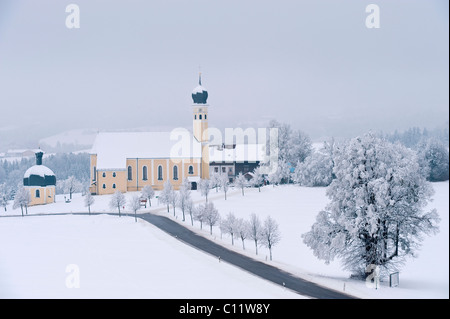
96, 170, 127, 195
27, 186, 55, 206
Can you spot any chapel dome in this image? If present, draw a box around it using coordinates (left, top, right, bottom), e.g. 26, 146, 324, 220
192, 73, 208, 104
23, 151, 56, 187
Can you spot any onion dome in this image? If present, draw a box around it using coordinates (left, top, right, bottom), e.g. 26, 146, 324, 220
23, 150, 56, 187
192, 73, 208, 104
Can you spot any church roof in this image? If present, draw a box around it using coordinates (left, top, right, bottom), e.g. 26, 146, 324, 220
90, 130, 202, 170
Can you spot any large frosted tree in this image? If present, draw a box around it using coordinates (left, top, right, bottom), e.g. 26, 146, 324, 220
302, 133, 440, 278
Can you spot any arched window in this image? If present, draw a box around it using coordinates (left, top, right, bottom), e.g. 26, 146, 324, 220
142, 166, 148, 181
199, 114, 202, 120
102, 172, 106, 178
113, 172, 116, 177
173, 165, 178, 180
158, 165, 163, 180
188, 165, 194, 175
112, 184, 116, 189
194, 114, 197, 120
102, 184, 106, 189
128, 166, 132, 181
205, 114, 207, 120
35, 189, 40, 198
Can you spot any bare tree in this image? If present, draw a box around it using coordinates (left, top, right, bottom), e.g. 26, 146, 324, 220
199, 178, 212, 203
236, 218, 250, 250
220, 174, 229, 200
249, 213, 262, 255
177, 179, 192, 221
203, 202, 220, 235
260, 216, 281, 261
234, 172, 247, 196
13, 187, 31, 216
220, 212, 239, 245
84, 192, 95, 215
159, 180, 174, 213
141, 185, 155, 207
128, 194, 141, 222
109, 190, 126, 217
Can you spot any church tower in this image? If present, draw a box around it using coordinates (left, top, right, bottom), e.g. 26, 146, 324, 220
192, 73, 210, 179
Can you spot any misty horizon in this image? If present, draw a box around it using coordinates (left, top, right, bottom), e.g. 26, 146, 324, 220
0, 0, 448, 150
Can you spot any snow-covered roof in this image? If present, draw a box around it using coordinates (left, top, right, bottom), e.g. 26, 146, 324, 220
24, 165, 55, 178
209, 144, 267, 163
192, 85, 207, 94
91, 130, 202, 170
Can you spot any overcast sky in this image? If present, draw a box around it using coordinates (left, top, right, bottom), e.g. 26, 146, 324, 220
0, 0, 448, 148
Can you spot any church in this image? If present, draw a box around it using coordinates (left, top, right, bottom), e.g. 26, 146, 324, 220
89, 74, 265, 195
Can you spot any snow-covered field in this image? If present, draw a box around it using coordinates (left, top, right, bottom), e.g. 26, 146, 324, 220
0, 182, 448, 299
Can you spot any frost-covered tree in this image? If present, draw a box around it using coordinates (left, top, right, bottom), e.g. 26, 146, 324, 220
193, 203, 207, 230
109, 190, 126, 217
61, 175, 83, 199
267, 166, 282, 187
0, 183, 9, 212
234, 172, 247, 196
293, 142, 335, 187
128, 194, 141, 222
84, 192, 95, 215
220, 173, 229, 200
141, 185, 155, 207
302, 134, 440, 278
236, 218, 250, 250
186, 198, 195, 226
220, 212, 239, 245
251, 166, 264, 192
159, 180, 174, 213
13, 187, 31, 216
417, 138, 449, 182
260, 216, 281, 261
199, 178, 212, 203
201, 202, 220, 235
177, 179, 192, 222
249, 213, 263, 255
210, 172, 221, 193
268, 120, 312, 166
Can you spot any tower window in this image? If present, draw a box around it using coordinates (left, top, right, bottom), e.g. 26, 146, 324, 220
36, 189, 40, 198
188, 165, 194, 175
142, 166, 148, 181
158, 165, 163, 180
205, 114, 207, 120
199, 114, 202, 120
194, 115, 197, 120
173, 165, 178, 180
128, 166, 132, 181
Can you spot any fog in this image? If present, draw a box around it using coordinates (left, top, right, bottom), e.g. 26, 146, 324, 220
0, 0, 448, 150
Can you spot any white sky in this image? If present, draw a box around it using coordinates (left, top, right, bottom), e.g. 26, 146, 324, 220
0, 0, 448, 146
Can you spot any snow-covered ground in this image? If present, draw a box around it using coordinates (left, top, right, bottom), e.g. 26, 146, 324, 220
0, 182, 448, 299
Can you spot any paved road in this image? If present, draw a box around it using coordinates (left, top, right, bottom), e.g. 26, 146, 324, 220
137, 212, 356, 299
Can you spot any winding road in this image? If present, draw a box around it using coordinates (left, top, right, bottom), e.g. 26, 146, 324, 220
137, 211, 356, 299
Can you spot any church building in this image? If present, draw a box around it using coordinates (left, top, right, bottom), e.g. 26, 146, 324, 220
89, 75, 210, 195
89, 74, 266, 195
23, 150, 56, 206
